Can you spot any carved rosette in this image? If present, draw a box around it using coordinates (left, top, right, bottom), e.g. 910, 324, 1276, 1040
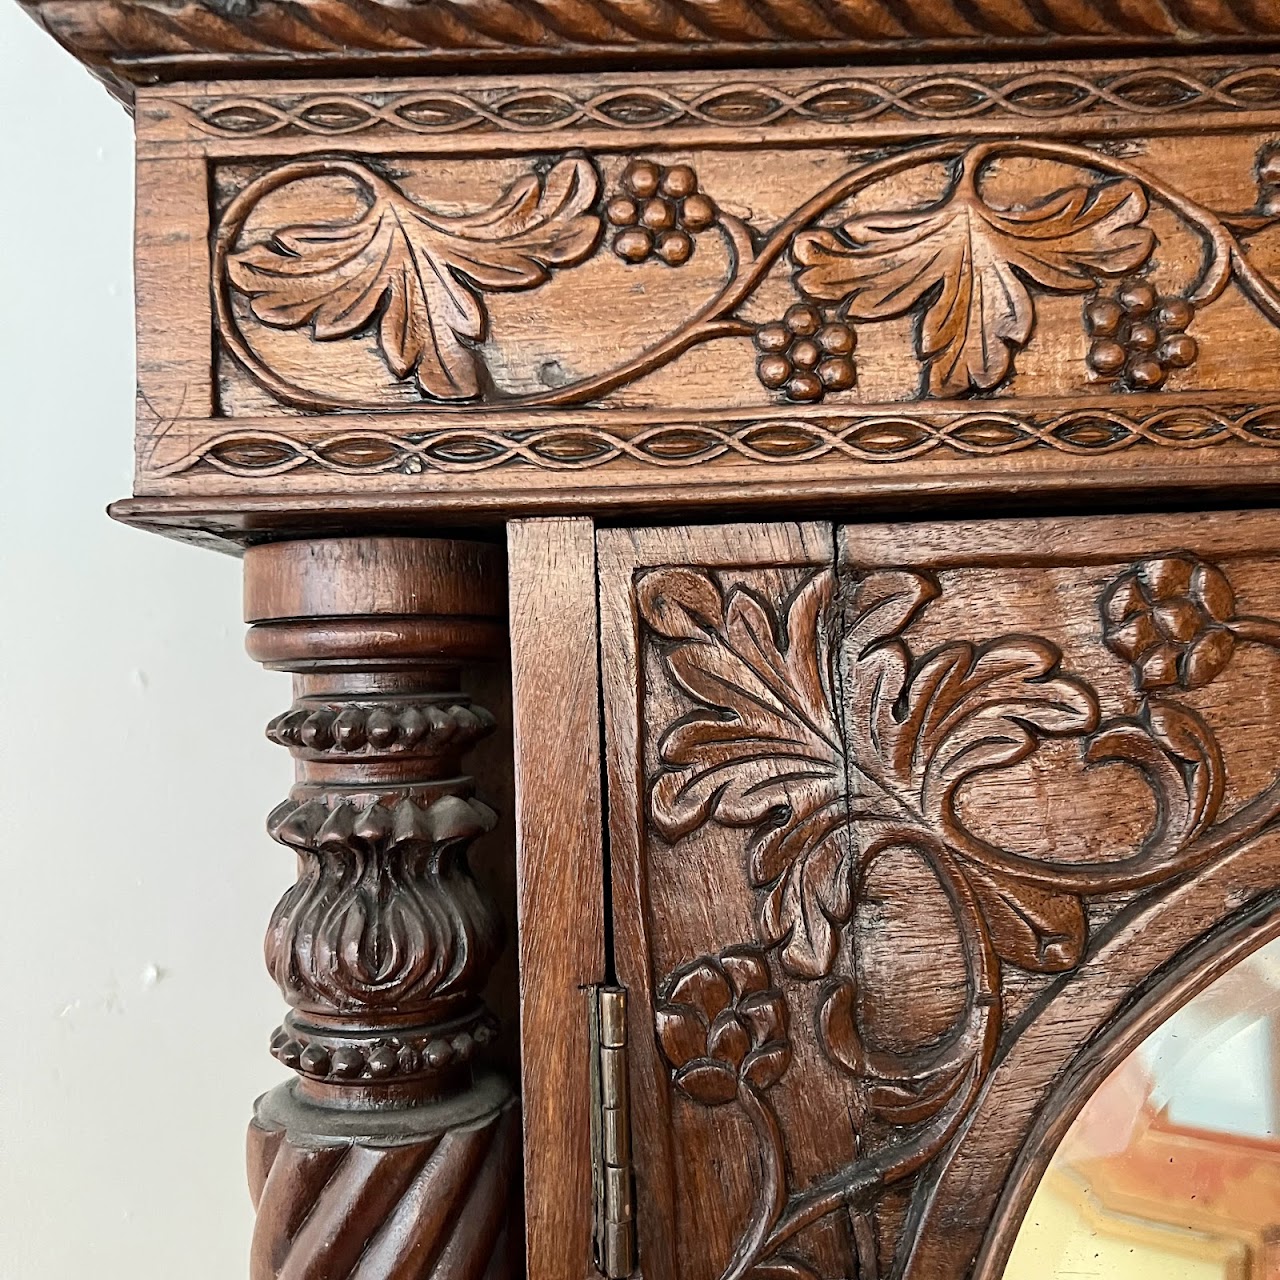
242, 537, 516, 1280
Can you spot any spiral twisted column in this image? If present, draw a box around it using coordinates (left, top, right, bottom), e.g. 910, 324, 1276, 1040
242, 537, 520, 1280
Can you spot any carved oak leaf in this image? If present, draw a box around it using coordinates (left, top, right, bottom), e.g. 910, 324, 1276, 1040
227, 157, 601, 401
793, 171, 1154, 397
640, 568, 851, 978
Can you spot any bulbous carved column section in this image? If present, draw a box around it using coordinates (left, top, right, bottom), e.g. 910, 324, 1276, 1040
242, 537, 520, 1280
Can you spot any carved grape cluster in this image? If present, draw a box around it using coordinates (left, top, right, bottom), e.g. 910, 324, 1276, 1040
754, 304, 857, 402
655, 947, 791, 1105
1085, 280, 1198, 391
1102, 555, 1237, 691
606, 159, 717, 267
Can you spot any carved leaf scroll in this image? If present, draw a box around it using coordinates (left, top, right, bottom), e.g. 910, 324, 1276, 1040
215, 139, 1280, 417
644, 565, 1099, 978
841, 574, 1099, 971
227, 157, 601, 400
793, 167, 1155, 395
639, 569, 849, 978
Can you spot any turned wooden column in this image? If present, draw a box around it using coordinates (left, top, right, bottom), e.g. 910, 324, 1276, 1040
241, 536, 520, 1280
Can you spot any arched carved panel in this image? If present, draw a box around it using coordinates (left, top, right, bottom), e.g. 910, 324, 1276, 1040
599, 510, 1280, 1280
983, 908, 1280, 1280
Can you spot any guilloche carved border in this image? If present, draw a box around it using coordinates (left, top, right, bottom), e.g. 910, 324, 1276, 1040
152, 401, 1280, 480
174, 64, 1280, 141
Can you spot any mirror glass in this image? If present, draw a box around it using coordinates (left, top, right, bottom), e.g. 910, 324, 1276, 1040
1004, 935, 1280, 1280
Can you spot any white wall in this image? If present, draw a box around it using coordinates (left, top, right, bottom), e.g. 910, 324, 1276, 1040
0, 10, 294, 1274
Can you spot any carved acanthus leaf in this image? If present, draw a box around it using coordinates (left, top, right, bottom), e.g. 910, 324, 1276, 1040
840, 572, 1098, 972
227, 157, 601, 400
847, 618, 1101, 828
265, 795, 501, 1013
643, 565, 1104, 979
793, 171, 1154, 395
640, 568, 850, 977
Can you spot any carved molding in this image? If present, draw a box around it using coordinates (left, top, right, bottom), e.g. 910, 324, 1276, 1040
266, 699, 496, 756
117, 56, 1280, 510
22, 0, 1280, 104
154, 401, 1280, 480
637, 552, 1280, 1280
171, 65, 1280, 141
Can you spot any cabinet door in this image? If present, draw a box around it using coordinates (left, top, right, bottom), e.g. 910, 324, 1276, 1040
598, 511, 1280, 1280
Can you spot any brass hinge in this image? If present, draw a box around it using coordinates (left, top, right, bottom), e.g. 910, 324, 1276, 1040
590, 985, 636, 1278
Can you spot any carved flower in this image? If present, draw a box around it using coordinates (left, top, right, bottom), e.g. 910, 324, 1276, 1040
1102, 555, 1236, 691
655, 947, 791, 1105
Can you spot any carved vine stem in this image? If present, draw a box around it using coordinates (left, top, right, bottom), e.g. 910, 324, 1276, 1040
726, 1082, 788, 1280
642, 555, 1280, 1280
535, 138, 1240, 409
219, 139, 1280, 413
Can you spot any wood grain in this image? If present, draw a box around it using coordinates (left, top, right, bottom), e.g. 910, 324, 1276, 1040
18, 1, 1280, 1272
110, 56, 1280, 527
507, 518, 606, 1280
597, 522, 834, 1280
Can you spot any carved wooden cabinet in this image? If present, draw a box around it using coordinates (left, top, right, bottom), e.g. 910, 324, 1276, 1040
14, 3, 1280, 1278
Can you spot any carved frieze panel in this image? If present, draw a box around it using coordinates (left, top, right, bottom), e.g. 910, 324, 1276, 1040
133, 58, 1280, 510
597, 512, 1280, 1280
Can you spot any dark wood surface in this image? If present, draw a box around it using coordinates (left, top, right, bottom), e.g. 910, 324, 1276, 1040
15, 6, 1280, 1278
242, 536, 522, 1280
508, 518, 607, 1280
599, 509, 1280, 1280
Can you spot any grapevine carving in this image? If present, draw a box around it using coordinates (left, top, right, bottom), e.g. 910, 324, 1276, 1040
218, 156, 602, 404
640, 555, 1280, 1280
793, 165, 1153, 397
217, 139, 1280, 414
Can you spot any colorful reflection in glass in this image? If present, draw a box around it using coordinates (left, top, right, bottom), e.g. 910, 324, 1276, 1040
1005, 935, 1280, 1280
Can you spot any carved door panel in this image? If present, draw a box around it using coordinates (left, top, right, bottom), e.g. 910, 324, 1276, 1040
597, 510, 1280, 1280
